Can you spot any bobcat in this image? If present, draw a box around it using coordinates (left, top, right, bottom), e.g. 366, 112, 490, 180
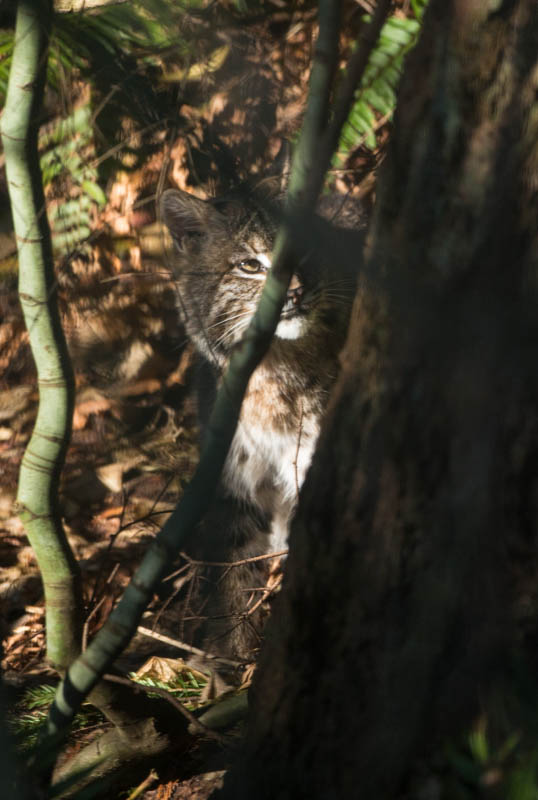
160, 185, 363, 664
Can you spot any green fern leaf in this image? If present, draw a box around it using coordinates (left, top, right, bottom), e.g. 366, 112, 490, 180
51, 210, 92, 234
335, 2, 429, 159
52, 227, 92, 253
81, 180, 107, 207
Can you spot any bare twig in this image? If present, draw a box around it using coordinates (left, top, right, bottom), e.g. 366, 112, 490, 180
82, 597, 106, 653
246, 574, 282, 618
83, 562, 122, 652
172, 549, 289, 572
125, 770, 159, 800
136, 626, 244, 668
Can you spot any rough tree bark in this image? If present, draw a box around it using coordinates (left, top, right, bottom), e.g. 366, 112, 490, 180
220, 0, 538, 797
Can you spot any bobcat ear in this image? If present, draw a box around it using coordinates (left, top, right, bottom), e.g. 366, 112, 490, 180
256, 140, 290, 197
160, 189, 221, 249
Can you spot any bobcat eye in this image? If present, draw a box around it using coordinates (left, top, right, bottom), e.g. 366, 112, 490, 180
237, 258, 264, 274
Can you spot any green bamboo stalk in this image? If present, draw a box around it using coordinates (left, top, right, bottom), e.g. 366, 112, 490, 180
324, 0, 392, 161
287, 0, 341, 207
0, 0, 82, 671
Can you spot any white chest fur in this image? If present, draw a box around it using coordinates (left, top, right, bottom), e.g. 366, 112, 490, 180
222, 396, 320, 552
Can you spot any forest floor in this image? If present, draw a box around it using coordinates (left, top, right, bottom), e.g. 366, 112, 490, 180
1, 267, 267, 798
0, 70, 292, 799
0, 258, 228, 797
0, 3, 386, 795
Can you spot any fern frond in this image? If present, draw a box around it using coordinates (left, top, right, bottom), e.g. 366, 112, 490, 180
336, 1, 429, 158
38, 103, 99, 256
9, 684, 104, 751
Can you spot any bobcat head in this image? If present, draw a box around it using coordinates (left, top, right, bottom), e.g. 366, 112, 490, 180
160, 188, 352, 367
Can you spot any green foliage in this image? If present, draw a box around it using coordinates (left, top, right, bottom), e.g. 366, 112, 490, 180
10, 684, 104, 751
11, 672, 207, 752
129, 669, 207, 706
0, 1, 203, 106
438, 670, 538, 800
0, 1, 229, 256
337, 0, 429, 157
1, 2, 206, 256
39, 105, 103, 256
443, 725, 537, 799
0, 29, 12, 102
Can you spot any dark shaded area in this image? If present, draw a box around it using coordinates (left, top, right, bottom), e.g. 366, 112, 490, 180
219, 1, 538, 797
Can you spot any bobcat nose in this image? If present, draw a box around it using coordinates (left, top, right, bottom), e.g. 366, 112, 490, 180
287, 275, 304, 306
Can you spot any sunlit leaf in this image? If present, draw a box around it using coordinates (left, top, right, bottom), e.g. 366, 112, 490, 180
81, 180, 107, 207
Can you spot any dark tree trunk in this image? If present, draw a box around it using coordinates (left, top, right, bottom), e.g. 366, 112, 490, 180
220, 0, 538, 797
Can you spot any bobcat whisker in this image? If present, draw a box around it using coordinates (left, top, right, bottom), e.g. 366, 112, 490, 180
322, 294, 354, 304
206, 311, 253, 331
305, 292, 351, 307
325, 277, 356, 285
213, 318, 251, 348
212, 307, 251, 321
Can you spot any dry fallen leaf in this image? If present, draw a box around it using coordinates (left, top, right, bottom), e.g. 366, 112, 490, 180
135, 655, 208, 685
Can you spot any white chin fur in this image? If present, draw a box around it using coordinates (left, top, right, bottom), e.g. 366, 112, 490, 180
275, 316, 307, 340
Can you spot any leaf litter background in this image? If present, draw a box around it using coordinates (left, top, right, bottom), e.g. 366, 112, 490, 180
0, 1, 412, 795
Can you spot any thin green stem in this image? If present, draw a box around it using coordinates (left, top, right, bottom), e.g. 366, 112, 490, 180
1, 0, 82, 671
